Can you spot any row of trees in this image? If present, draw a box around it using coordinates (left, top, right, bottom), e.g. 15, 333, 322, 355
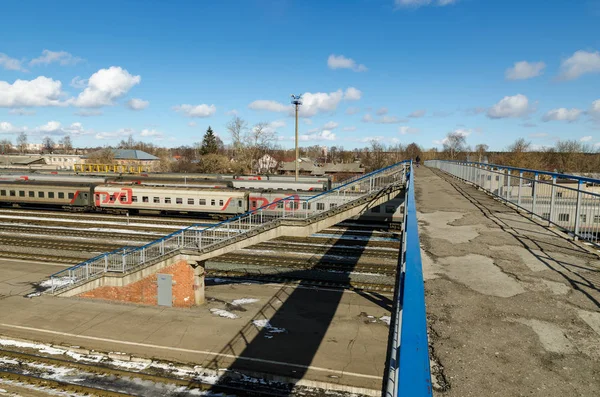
0, 132, 73, 154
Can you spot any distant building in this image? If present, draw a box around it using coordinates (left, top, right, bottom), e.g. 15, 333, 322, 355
42, 154, 82, 170
255, 154, 278, 174
278, 158, 365, 180
81, 149, 161, 171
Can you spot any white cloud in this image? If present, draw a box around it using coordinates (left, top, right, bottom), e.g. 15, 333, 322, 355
0, 121, 26, 134
327, 54, 367, 72
433, 128, 472, 145
487, 94, 530, 119
140, 129, 163, 139
343, 126, 357, 131
30, 50, 83, 66
249, 88, 361, 118
398, 126, 420, 135
362, 114, 373, 123
542, 108, 582, 122
70, 76, 88, 89
126, 98, 149, 111
188, 121, 197, 127
8, 108, 35, 116
589, 99, 600, 120
346, 107, 361, 115
395, 0, 457, 8
226, 109, 238, 116
71, 66, 141, 108
376, 107, 388, 116
74, 109, 102, 117
323, 121, 339, 130
580, 136, 593, 142
34, 121, 89, 136
376, 116, 404, 124
558, 50, 600, 80
505, 61, 546, 80
408, 109, 426, 118
173, 104, 216, 118
300, 130, 336, 141
343, 87, 362, 101
0, 53, 25, 71
0, 76, 65, 107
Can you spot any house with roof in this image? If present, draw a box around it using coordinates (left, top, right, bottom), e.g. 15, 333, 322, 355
81, 149, 161, 170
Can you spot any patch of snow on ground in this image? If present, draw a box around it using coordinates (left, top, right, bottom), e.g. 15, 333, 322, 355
311, 233, 399, 242
210, 308, 239, 319
38, 277, 75, 292
252, 319, 286, 337
0, 380, 88, 397
380, 316, 391, 325
0, 388, 6, 393
231, 298, 259, 306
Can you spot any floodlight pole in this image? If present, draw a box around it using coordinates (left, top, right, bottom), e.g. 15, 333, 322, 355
291, 94, 303, 182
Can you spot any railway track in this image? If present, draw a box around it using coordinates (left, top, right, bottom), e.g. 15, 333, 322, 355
0, 347, 291, 396
207, 270, 396, 292
247, 242, 399, 258
0, 235, 133, 253
0, 250, 83, 264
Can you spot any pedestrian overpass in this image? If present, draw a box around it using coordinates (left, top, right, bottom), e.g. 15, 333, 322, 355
49, 160, 434, 397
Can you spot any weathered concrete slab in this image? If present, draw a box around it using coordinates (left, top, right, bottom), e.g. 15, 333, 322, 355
417, 166, 600, 396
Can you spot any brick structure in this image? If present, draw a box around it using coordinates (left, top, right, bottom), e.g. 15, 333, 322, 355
79, 259, 195, 307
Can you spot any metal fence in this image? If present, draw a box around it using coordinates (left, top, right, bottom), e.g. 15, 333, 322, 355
385, 163, 433, 397
426, 160, 600, 247
50, 161, 410, 293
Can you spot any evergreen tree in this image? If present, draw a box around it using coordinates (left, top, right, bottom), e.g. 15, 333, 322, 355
200, 126, 219, 155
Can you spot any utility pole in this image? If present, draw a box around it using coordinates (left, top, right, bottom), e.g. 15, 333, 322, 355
291, 94, 302, 181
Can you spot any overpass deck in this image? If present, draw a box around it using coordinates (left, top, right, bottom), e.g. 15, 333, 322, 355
417, 165, 600, 396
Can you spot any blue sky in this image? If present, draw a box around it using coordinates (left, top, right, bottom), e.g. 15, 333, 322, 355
0, 0, 599, 150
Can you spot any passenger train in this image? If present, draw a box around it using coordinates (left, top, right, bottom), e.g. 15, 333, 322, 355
0, 180, 331, 217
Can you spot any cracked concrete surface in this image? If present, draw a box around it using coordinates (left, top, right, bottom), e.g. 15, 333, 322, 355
417, 166, 600, 396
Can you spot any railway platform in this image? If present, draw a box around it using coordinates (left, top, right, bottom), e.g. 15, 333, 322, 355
417, 165, 600, 396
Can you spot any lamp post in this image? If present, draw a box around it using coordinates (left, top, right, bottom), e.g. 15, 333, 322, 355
290, 94, 302, 181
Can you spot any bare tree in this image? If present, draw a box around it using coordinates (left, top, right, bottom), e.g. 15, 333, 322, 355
60, 136, 73, 154
443, 132, 467, 159
42, 137, 55, 153
405, 142, 421, 160
226, 116, 247, 157
0, 139, 12, 154
16, 131, 27, 153
87, 147, 115, 163
474, 144, 489, 162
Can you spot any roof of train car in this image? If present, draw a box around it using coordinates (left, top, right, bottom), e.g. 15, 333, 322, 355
0, 180, 97, 188
95, 184, 248, 195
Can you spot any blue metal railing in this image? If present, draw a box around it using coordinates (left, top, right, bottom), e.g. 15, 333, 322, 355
385, 163, 432, 397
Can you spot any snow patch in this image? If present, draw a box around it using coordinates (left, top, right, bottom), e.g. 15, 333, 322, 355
380, 316, 391, 326
231, 298, 259, 306
210, 308, 239, 319
253, 319, 286, 336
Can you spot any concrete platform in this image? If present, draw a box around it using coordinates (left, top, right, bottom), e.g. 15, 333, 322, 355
417, 166, 600, 396
0, 257, 392, 394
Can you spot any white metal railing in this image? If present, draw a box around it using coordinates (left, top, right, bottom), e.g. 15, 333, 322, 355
50, 161, 410, 293
426, 160, 600, 247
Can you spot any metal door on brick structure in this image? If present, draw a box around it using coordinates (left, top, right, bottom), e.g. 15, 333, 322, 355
157, 274, 172, 307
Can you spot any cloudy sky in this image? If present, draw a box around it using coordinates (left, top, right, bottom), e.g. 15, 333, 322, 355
0, 0, 599, 150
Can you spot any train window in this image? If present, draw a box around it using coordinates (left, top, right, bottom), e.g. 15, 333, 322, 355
132, 196, 138, 202
251, 200, 257, 208
277, 201, 284, 209
68, 193, 74, 199
29, 191, 35, 198
291, 202, 298, 210
58, 192, 65, 199
558, 213, 569, 222
199, 199, 206, 205
176, 198, 183, 204
580, 214, 587, 223
0, 190, 5, 196
38, 192, 44, 198
238, 200, 242, 207
154, 197, 160, 203
9, 190, 15, 197
219, 199, 224, 206
556, 192, 563, 198
19, 191, 25, 197
330, 203, 336, 209
142, 196, 149, 203
165, 198, 171, 204
48, 192, 55, 198
317, 203, 325, 211
372, 206, 381, 213
188, 198, 194, 205
595, 215, 600, 223
386, 205, 395, 214
211, 199, 215, 206
302, 202, 307, 210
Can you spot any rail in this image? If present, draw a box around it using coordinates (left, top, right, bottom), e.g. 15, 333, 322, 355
426, 160, 600, 247
50, 161, 410, 293
385, 162, 432, 397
